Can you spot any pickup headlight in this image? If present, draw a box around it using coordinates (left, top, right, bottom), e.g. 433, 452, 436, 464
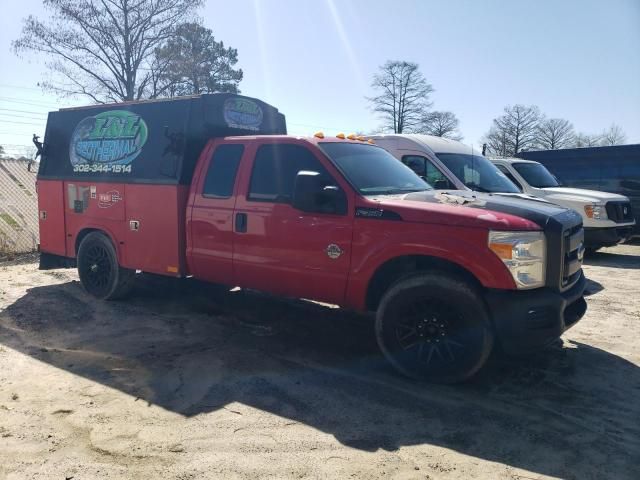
584, 204, 607, 220
488, 231, 546, 289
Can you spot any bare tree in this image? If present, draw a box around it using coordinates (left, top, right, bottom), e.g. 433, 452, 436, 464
13, 0, 202, 103
483, 126, 511, 157
419, 111, 463, 140
367, 61, 434, 134
152, 22, 242, 98
536, 118, 575, 150
482, 104, 542, 156
0, 145, 4, 156
600, 123, 627, 146
574, 132, 602, 147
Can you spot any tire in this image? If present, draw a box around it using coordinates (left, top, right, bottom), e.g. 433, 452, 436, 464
375, 273, 494, 383
77, 232, 135, 300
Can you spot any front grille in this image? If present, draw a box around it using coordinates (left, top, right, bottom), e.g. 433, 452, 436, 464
562, 224, 584, 288
605, 201, 634, 223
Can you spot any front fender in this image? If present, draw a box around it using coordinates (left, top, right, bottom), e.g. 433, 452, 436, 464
344, 221, 515, 310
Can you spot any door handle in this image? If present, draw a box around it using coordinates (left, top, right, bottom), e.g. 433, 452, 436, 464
235, 212, 247, 233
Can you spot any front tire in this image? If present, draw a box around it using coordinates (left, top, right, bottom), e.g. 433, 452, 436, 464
77, 232, 134, 300
375, 273, 493, 383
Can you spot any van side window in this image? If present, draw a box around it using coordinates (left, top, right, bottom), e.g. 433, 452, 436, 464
202, 144, 244, 198
249, 144, 329, 203
495, 164, 523, 191
402, 155, 455, 189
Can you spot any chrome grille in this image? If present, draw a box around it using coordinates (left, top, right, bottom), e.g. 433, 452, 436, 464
562, 225, 584, 288
605, 201, 634, 223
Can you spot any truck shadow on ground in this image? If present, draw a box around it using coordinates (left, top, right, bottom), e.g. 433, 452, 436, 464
583, 250, 640, 269
1, 276, 638, 479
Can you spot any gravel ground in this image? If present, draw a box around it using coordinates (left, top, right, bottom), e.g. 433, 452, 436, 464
0, 244, 638, 479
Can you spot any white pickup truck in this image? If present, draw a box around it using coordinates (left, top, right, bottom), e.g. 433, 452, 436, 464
491, 158, 635, 252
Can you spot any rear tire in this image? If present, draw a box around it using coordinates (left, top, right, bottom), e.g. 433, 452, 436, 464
375, 273, 493, 383
77, 232, 134, 300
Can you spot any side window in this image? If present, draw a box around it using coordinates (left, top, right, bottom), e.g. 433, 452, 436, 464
424, 159, 456, 189
248, 144, 329, 203
402, 155, 427, 177
202, 144, 244, 198
496, 165, 523, 191
402, 155, 455, 189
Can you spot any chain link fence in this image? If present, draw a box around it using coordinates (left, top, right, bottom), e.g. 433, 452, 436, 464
0, 159, 39, 256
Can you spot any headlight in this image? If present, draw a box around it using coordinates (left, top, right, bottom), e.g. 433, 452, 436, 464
488, 231, 546, 289
584, 204, 607, 220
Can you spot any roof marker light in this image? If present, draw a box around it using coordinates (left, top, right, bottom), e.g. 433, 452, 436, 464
336, 133, 346, 139
356, 135, 365, 141
367, 139, 375, 144
347, 133, 357, 140
314, 131, 324, 138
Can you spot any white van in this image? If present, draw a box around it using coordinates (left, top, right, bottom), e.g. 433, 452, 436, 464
370, 134, 541, 198
492, 158, 635, 251
372, 134, 634, 251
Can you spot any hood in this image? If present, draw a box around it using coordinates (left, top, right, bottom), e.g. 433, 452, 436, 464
364, 189, 576, 230
493, 192, 551, 203
541, 187, 628, 203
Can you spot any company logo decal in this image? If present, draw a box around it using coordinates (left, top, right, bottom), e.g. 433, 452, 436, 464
98, 190, 122, 208
223, 98, 263, 131
325, 244, 343, 260
70, 110, 148, 173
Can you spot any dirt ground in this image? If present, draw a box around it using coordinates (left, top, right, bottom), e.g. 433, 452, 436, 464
0, 244, 638, 480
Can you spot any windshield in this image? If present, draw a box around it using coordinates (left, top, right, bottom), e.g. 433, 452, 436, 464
513, 162, 561, 188
435, 153, 520, 193
319, 142, 432, 195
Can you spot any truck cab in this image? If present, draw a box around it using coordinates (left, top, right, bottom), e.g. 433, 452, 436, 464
36, 95, 587, 383
491, 158, 635, 251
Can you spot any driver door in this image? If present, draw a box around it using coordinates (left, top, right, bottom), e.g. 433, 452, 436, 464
232, 141, 354, 304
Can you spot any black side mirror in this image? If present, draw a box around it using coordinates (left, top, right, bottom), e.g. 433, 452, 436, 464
292, 171, 347, 215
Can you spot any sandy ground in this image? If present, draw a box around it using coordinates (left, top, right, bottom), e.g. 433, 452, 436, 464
0, 245, 638, 480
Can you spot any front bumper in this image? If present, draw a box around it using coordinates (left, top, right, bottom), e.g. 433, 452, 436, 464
485, 272, 587, 355
584, 226, 634, 249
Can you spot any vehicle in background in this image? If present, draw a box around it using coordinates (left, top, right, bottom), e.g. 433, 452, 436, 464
491, 158, 635, 252
36, 96, 587, 383
371, 134, 543, 201
517, 145, 640, 237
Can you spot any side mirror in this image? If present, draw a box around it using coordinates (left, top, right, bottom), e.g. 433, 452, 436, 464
292, 171, 347, 215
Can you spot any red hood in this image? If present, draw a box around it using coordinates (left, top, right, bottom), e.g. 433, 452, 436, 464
359, 191, 546, 231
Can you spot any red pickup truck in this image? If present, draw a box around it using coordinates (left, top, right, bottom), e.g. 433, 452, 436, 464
36, 94, 587, 383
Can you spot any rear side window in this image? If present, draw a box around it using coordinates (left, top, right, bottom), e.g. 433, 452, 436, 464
202, 144, 244, 198
248, 144, 328, 202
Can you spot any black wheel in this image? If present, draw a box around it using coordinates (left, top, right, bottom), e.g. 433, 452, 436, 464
77, 232, 134, 300
375, 273, 493, 383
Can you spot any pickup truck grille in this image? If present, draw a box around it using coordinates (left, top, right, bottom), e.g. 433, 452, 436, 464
605, 201, 634, 223
562, 225, 584, 289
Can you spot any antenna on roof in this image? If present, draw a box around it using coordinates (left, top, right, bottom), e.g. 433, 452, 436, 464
482, 143, 487, 156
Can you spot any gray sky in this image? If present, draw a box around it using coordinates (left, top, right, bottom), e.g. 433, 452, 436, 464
1, 0, 639, 157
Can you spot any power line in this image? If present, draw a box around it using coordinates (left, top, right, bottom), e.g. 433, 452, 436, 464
0, 84, 45, 91
0, 120, 45, 126
0, 113, 47, 121
0, 108, 48, 116
0, 97, 62, 108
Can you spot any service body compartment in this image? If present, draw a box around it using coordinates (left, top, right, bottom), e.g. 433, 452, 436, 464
37, 94, 286, 274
